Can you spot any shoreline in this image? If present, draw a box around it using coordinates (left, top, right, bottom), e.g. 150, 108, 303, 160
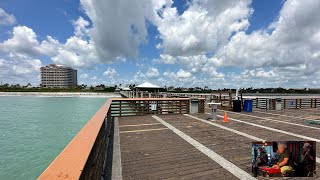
0, 92, 121, 98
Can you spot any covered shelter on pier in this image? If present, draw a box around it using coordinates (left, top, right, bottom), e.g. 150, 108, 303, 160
135, 82, 162, 92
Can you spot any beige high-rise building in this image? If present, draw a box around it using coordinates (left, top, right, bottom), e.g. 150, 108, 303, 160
40, 64, 77, 88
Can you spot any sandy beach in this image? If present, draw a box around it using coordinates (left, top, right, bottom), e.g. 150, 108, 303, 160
0, 92, 121, 97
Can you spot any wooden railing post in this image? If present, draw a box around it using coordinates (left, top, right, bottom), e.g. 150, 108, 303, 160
119, 100, 122, 116
265, 99, 268, 110
299, 99, 302, 108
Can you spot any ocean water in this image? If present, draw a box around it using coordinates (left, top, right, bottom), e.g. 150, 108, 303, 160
0, 96, 109, 179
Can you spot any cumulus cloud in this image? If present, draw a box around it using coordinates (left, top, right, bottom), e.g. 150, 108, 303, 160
0, 8, 16, 26
2, 0, 320, 88
77, 0, 253, 62
0, 16, 100, 68
0, 16, 97, 84
50, 17, 101, 68
152, 0, 252, 56
80, 0, 150, 61
241, 68, 278, 79
0, 26, 41, 56
153, 54, 176, 64
176, 69, 192, 78
0, 56, 42, 85
103, 67, 117, 77
72, 16, 90, 38
51, 36, 98, 68
80, 73, 89, 78
215, 0, 320, 76
163, 69, 192, 78
146, 67, 160, 78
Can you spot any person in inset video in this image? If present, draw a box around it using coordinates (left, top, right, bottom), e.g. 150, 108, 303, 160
257, 147, 268, 166
301, 142, 315, 176
252, 146, 269, 176
272, 143, 293, 175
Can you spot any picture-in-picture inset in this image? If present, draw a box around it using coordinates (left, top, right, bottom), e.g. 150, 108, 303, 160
252, 141, 316, 177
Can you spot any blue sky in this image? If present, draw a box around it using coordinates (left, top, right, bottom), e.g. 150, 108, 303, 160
0, 0, 320, 88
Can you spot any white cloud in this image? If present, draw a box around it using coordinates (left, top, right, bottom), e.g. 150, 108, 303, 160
133, 70, 146, 80
215, 0, 320, 76
36, 36, 61, 56
176, 69, 192, 78
152, 0, 252, 56
241, 68, 278, 79
0, 17, 99, 69
136, 63, 144, 68
72, 16, 90, 38
0, 26, 61, 59
146, 67, 159, 78
0, 56, 42, 85
154, 54, 176, 64
80, 73, 89, 78
0, 26, 41, 56
177, 55, 222, 73
163, 69, 192, 79
0, 8, 16, 26
80, 0, 150, 61
51, 36, 98, 68
2, 0, 320, 88
103, 67, 117, 77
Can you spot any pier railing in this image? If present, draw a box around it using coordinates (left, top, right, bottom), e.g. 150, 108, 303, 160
283, 98, 320, 109
111, 98, 205, 116
38, 98, 205, 179
38, 99, 113, 179
250, 97, 320, 110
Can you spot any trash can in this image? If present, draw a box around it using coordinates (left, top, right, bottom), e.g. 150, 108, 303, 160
189, 98, 199, 114
243, 99, 253, 112
207, 102, 220, 120
275, 98, 282, 110
233, 100, 242, 112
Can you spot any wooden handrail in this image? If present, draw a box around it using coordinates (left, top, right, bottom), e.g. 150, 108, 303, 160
111, 97, 197, 101
111, 98, 199, 116
38, 99, 112, 179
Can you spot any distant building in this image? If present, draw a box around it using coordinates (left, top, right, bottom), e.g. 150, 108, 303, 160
40, 64, 77, 88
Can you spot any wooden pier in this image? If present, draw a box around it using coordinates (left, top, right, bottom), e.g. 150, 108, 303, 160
38, 98, 320, 179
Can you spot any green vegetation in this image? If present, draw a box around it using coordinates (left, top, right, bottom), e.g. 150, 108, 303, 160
0, 83, 115, 92
1, 83, 320, 94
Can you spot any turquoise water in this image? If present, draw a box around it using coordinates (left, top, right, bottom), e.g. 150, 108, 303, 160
0, 96, 109, 179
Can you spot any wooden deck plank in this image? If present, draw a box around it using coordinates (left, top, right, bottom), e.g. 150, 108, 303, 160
192, 112, 320, 156
116, 108, 320, 179
118, 116, 238, 180
157, 113, 319, 176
